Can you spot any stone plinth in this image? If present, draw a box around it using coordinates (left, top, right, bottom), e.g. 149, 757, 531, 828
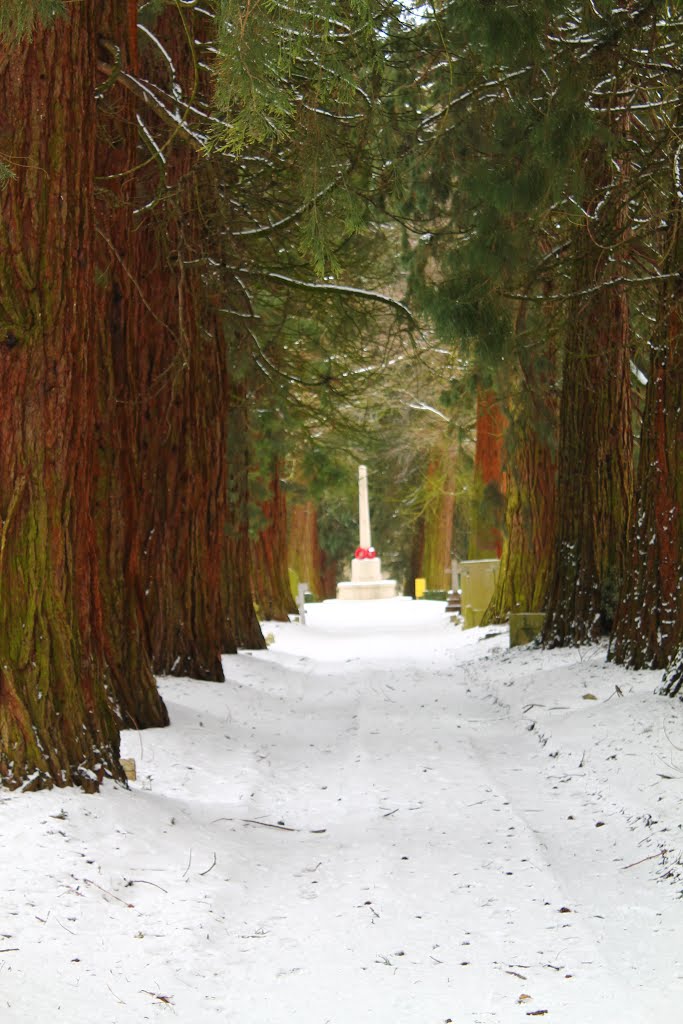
337, 579, 398, 600
352, 555, 382, 583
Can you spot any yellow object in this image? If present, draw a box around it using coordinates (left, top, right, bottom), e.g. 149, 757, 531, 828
460, 559, 500, 628
415, 577, 426, 599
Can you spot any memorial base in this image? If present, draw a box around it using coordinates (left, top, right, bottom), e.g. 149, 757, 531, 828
336, 580, 398, 600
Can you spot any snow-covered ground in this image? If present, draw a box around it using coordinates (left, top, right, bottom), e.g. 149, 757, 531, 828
1, 598, 681, 1022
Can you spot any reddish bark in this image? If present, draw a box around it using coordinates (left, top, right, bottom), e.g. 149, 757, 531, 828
251, 460, 297, 621
127, 0, 138, 74
485, 328, 558, 623
224, 371, 266, 650
0, 5, 123, 788
471, 388, 506, 559
406, 517, 425, 598
288, 501, 326, 598
319, 552, 339, 599
93, 0, 168, 728
543, 144, 633, 646
125, 8, 229, 680
611, 209, 683, 679
420, 456, 455, 591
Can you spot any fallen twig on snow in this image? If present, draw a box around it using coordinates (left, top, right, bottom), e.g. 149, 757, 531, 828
622, 849, 670, 870
83, 878, 133, 908
125, 879, 168, 893
199, 853, 217, 876
212, 817, 326, 834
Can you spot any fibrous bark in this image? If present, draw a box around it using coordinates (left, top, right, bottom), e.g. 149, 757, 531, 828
288, 501, 325, 599
224, 369, 266, 650
485, 332, 558, 623
542, 144, 633, 646
251, 459, 297, 620
470, 388, 506, 559
420, 454, 455, 591
0, 5, 123, 789
93, 0, 168, 728
611, 204, 683, 686
127, 8, 230, 680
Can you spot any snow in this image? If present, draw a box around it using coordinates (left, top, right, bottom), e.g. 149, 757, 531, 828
1, 598, 682, 1022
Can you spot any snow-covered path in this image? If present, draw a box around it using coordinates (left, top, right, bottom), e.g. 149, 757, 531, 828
1, 599, 681, 1022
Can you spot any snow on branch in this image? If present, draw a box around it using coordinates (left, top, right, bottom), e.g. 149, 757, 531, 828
97, 57, 206, 151
230, 175, 342, 237
407, 400, 449, 421
507, 272, 682, 303
238, 269, 416, 321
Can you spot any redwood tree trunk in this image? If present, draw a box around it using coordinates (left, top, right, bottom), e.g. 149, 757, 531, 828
405, 517, 425, 598
224, 372, 266, 650
485, 331, 558, 624
470, 388, 506, 559
127, 8, 229, 680
93, 0, 168, 728
420, 455, 455, 591
542, 145, 633, 646
0, 7, 123, 788
288, 501, 325, 598
611, 205, 683, 683
251, 459, 297, 620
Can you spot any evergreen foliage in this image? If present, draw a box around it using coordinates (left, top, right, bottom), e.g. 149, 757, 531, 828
0, 0, 65, 43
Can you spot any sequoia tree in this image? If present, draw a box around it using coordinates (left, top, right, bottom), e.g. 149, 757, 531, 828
251, 458, 298, 620
93, 0, 168, 727
0, 3, 124, 788
108, 3, 233, 679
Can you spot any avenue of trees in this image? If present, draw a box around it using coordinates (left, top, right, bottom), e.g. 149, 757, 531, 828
1, 0, 682, 790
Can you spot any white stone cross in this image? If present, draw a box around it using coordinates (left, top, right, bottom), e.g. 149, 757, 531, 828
358, 464, 372, 550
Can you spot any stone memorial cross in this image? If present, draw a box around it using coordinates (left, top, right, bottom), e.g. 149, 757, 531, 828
358, 464, 372, 551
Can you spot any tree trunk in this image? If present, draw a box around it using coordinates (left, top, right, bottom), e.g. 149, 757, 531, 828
127, 8, 229, 680
0, 6, 124, 789
224, 371, 266, 650
420, 455, 455, 591
485, 330, 558, 624
611, 205, 683, 683
251, 459, 297, 620
93, 0, 168, 728
288, 501, 325, 598
319, 551, 339, 599
542, 145, 633, 646
405, 517, 425, 598
470, 388, 506, 559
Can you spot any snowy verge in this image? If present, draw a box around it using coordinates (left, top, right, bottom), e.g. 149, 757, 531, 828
0, 598, 681, 1023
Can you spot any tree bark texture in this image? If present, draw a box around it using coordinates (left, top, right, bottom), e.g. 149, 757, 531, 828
319, 552, 339, 599
0, 7, 124, 789
288, 501, 325, 599
93, 0, 168, 728
127, 8, 229, 680
224, 371, 266, 650
251, 459, 297, 620
404, 517, 425, 598
611, 206, 683, 684
470, 388, 506, 559
485, 333, 558, 624
542, 145, 633, 646
420, 454, 455, 591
